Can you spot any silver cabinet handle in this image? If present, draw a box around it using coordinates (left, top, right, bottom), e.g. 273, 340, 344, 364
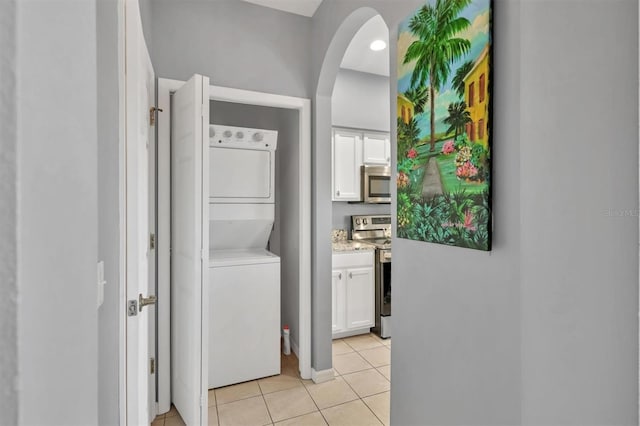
338, 273, 342, 280
337, 190, 340, 196
349, 272, 353, 279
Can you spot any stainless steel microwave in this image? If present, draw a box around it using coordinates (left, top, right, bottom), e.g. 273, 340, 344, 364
362, 165, 391, 204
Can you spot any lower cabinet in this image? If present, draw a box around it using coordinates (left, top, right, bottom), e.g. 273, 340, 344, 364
332, 251, 375, 338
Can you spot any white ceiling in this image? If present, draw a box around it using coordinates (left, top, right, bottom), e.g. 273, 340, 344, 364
340, 15, 389, 77
240, 0, 323, 17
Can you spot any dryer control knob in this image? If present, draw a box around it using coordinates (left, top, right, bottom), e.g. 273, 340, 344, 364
252, 132, 264, 142
223, 130, 233, 138
235, 131, 245, 139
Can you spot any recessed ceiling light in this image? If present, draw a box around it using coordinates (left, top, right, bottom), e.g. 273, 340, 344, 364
369, 40, 387, 51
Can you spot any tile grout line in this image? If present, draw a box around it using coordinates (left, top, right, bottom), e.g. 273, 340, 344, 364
261, 393, 275, 426
300, 377, 331, 425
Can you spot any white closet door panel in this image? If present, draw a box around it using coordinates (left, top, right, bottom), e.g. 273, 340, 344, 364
171, 74, 209, 426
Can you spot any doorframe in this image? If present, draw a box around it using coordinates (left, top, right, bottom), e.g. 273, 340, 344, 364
156, 78, 312, 412
117, 0, 126, 423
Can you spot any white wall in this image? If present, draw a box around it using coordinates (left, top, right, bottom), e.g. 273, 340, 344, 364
97, 0, 122, 424
332, 68, 390, 132
0, 0, 18, 423
15, 0, 99, 424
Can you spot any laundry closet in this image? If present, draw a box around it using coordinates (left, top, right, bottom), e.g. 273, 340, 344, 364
158, 76, 310, 425
207, 101, 300, 388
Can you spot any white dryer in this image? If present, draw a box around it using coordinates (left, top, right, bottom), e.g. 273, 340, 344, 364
207, 125, 281, 389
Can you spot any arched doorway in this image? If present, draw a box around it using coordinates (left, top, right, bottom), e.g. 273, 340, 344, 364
313, 11, 392, 418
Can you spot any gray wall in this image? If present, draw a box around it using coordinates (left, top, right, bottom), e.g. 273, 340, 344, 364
15, 0, 99, 424
332, 68, 390, 132
0, 0, 18, 423
332, 202, 390, 231
144, 1, 639, 422
312, 0, 638, 424
519, 1, 638, 424
97, 0, 122, 424
210, 101, 302, 353
148, 0, 312, 98
331, 68, 392, 231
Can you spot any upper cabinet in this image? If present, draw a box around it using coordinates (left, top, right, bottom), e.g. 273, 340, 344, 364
362, 132, 391, 166
332, 129, 363, 201
332, 128, 390, 202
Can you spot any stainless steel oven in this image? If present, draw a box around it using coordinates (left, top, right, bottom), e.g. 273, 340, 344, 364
375, 249, 391, 338
351, 214, 391, 339
361, 165, 391, 204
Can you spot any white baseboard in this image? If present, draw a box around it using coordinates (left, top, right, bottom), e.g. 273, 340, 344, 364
331, 328, 372, 340
311, 367, 335, 384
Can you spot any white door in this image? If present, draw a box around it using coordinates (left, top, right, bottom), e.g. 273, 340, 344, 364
171, 74, 210, 426
332, 130, 362, 201
345, 267, 375, 330
124, 0, 156, 424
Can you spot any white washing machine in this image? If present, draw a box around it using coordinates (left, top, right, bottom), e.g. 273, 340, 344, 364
208, 249, 280, 388
207, 125, 281, 389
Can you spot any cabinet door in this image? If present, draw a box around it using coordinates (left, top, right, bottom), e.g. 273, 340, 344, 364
332, 130, 362, 201
345, 267, 375, 330
332, 269, 346, 333
363, 133, 391, 166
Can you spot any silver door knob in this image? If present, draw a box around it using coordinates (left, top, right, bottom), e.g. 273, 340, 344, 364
139, 293, 157, 312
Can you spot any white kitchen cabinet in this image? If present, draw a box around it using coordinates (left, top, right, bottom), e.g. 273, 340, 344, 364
332, 270, 345, 333
332, 129, 363, 201
332, 251, 375, 338
345, 267, 375, 330
363, 132, 391, 166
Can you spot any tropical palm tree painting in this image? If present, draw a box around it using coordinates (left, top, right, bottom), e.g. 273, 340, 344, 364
397, 0, 492, 251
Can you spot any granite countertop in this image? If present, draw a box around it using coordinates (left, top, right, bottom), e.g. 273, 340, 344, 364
331, 229, 375, 252
332, 240, 375, 252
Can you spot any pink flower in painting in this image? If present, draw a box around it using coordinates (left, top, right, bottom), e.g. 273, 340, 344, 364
463, 209, 476, 231
455, 161, 479, 179
441, 140, 455, 155
407, 148, 417, 159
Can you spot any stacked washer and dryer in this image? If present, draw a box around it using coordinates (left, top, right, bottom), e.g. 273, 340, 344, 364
208, 125, 281, 389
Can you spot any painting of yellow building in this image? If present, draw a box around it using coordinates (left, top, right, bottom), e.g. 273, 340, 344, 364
463, 45, 489, 148
397, 94, 414, 124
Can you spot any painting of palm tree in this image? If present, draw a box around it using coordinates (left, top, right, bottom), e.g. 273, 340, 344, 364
444, 101, 471, 139
403, 0, 471, 152
397, 0, 492, 251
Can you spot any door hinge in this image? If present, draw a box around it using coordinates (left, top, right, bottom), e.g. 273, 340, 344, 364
150, 233, 156, 250
150, 357, 155, 374
149, 107, 163, 126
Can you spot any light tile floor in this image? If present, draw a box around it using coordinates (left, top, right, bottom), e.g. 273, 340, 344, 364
151, 333, 390, 426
